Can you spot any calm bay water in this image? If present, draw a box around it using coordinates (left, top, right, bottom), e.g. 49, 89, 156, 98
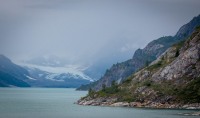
0, 88, 199, 118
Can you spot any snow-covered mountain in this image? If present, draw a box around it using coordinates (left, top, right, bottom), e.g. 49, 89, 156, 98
18, 56, 94, 87
0, 55, 94, 88
23, 66, 93, 88
21, 63, 93, 81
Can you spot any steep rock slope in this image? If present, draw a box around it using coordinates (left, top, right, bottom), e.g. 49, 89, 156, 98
77, 27, 200, 109
78, 14, 200, 91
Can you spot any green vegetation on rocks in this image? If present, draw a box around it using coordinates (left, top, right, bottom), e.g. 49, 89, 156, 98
78, 27, 200, 108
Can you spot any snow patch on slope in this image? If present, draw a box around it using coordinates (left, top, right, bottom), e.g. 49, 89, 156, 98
25, 75, 37, 80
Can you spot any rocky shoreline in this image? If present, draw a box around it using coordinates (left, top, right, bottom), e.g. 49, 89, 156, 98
76, 97, 200, 111
76, 97, 200, 116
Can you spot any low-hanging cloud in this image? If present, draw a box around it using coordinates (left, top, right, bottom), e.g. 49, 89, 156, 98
0, 0, 200, 78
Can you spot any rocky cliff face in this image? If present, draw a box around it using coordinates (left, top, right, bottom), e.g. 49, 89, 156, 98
77, 14, 200, 91
92, 36, 175, 91
77, 26, 200, 109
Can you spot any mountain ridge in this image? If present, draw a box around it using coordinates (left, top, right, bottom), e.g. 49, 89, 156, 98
77, 14, 200, 91
77, 26, 200, 109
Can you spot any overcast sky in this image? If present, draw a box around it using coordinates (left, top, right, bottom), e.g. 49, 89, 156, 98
0, 0, 200, 70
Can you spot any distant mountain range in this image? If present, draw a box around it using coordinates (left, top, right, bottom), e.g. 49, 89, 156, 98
23, 64, 93, 88
0, 55, 94, 87
77, 14, 200, 91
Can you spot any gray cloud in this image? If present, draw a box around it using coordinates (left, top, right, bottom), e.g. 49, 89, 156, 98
0, 0, 200, 78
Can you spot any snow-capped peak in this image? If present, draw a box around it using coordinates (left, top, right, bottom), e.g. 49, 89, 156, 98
19, 62, 94, 82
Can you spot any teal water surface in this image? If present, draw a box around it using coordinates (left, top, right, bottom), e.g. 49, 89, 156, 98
0, 88, 199, 118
